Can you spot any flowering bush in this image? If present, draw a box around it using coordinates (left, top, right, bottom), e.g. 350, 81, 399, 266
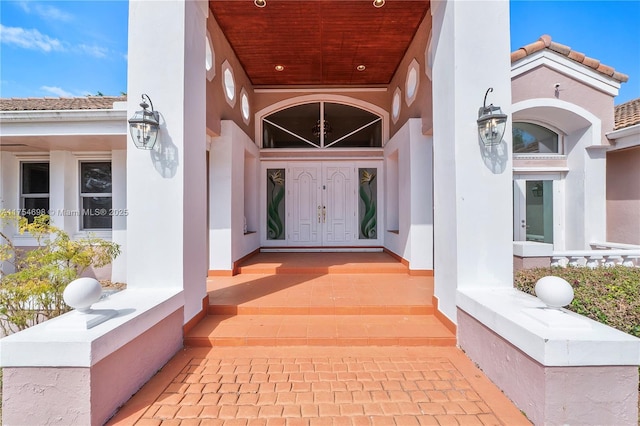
0, 210, 120, 334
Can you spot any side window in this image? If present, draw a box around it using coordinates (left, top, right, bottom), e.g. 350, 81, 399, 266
21, 162, 50, 222
80, 162, 112, 230
513, 122, 560, 154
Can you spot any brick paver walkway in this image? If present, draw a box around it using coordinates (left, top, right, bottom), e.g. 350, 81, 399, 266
108, 347, 531, 425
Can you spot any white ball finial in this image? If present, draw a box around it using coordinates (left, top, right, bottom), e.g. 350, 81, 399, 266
534, 276, 574, 308
63, 277, 102, 313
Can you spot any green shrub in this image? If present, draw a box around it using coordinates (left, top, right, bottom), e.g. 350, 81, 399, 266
0, 210, 120, 335
515, 266, 640, 337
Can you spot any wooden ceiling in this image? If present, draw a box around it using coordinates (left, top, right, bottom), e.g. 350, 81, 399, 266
209, 0, 430, 86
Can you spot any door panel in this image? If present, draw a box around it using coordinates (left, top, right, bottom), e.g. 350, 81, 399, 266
265, 161, 379, 247
323, 164, 354, 244
290, 165, 321, 245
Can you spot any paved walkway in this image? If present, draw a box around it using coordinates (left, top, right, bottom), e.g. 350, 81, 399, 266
108, 253, 530, 425
108, 346, 530, 425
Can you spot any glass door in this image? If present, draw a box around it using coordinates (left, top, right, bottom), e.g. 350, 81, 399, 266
513, 179, 554, 244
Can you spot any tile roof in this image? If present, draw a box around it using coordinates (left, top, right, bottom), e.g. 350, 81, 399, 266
614, 97, 640, 130
0, 96, 126, 111
511, 35, 629, 83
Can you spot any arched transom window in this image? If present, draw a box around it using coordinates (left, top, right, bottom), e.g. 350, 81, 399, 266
513, 122, 560, 154
262, 102, 382, 149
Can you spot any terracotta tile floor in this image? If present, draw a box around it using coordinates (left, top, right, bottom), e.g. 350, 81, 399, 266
108, 347, 531, 425
108, 253, 530, 424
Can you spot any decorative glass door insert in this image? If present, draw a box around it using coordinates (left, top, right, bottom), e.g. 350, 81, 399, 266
358, 168, 377, 239
266, 168, 285, 240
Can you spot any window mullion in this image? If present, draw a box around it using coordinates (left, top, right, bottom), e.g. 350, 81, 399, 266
320, 102, 325, 148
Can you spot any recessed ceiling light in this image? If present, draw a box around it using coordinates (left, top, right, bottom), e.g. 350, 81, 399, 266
373, 0, 385, 8
254, 0, 266, 7
357, 65, 366, 71
275, 65, 284, 71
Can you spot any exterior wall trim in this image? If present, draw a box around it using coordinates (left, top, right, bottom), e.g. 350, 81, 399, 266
511, 50, 621, 96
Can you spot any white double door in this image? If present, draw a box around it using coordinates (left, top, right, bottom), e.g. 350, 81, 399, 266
289, 162, 356, 246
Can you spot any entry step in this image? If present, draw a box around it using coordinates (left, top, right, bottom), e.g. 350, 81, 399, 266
185, 314, 456, 347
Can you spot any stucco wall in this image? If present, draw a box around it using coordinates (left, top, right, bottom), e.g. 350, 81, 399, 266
1, 308, 183, 426
206, 13, 255, 138
209, 121, 260, 272
458, 308, 639, 426
384, 119, 433, 270
512, 65, 615, 145
607, 146, 640, 244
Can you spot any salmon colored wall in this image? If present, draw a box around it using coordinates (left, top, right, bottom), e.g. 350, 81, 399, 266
206, 14, 255, 138
511, 66, 615, 144
387, 11, 433, 137
607, 147, 640, 244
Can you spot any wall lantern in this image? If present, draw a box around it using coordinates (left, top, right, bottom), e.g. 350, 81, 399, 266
128, 94, 160, 150
477, 88, 507, 146
531, 183, 543, 198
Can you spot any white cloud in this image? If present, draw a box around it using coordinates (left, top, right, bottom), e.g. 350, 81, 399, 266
40, 86, 74, 97
0, 25, 113, 59
77, 44, 108, 58
17, 1, 73, 22
0, 24, 64, 52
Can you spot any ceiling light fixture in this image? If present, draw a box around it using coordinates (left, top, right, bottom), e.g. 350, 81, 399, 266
254, 0, 266, 7
312, 119, 332, 139
373, 0, 385, 7
357, 65, 366, 71
275, 65, 284, 71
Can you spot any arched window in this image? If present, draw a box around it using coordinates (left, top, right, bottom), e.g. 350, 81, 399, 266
262, 102, 382, 149
513, 122, 560, 154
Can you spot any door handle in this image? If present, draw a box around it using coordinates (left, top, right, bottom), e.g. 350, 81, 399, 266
318, 205, 321, 223
322, 206, 326, 223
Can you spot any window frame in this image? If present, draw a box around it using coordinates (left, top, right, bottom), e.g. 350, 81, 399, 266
512, 121, 564, 156
79, 160, 113, 231
221, 60, 236, 107
261, 101, 383, 150
20, 161, 50, 222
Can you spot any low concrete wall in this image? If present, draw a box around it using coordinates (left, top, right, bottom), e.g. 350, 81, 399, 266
1, 289, 184, 426
513, 255, 551, 271
458, 308, 639, 425
2, 309, 183, 426
513, 241, 553, 271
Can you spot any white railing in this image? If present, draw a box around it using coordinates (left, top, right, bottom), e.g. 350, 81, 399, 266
551, 249, 640, 268
590, 241, 640, 250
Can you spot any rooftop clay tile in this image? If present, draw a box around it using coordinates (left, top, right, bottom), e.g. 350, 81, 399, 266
511, 35, 629, 83
614, 98, 640, 130
0, 96, 126, 111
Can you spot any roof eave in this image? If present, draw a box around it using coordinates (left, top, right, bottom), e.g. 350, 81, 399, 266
511, 50, 621, 97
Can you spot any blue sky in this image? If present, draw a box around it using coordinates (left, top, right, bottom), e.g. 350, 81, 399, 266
1, 1, 639, 104
0, 0, 128, 98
